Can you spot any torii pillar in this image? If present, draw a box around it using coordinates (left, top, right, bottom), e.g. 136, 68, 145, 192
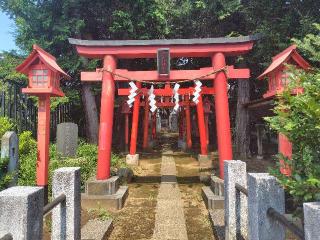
184, 95, 192, 149
142, 98, 149, 149
213, 53, 233, 179
97, 55, 116, 180
197, 94, 209, 161
126, 82, 142, 165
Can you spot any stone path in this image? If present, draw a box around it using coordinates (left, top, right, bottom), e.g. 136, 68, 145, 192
152, 155, 188, 240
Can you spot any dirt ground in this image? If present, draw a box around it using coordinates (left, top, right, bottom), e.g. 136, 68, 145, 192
108, 154, 215, 240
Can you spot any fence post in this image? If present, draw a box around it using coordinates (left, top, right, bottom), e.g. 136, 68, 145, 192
303, 202, 320, 240
52, 167, 81, 240
224, 160, 248, 240
0, 186, 44, 239
248, 173, 285, 240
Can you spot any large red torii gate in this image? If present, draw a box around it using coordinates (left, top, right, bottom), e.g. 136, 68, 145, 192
69, 36, 257, 179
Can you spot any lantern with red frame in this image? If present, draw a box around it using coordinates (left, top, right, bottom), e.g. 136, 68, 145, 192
258, 45, 310, 99
17, 44, 70, 96
16, 45, 70, 194
258, 45, 311, 176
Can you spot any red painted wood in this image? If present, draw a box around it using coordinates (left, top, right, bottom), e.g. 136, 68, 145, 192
125, 114, 129, 152
212, 53, 233, 179
81, 66, 250, 82
184, 96, 192, 149
36, 95, 50, 186
129, 82, 142, 155
75, 42, 254, 59
196, 95, 208, 155
278, 133, 292, 176
152, 113, 157, 140
143, 98, 149, 149
97, 55, 116, 180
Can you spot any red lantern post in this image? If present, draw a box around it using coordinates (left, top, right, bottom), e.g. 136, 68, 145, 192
16, 45, 70, 195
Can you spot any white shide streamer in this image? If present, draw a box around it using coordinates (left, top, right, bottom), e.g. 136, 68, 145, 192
148, 85, 157, 113
192, 80, 202, 105
173, 83, 180, 112
127, 81, 138, 108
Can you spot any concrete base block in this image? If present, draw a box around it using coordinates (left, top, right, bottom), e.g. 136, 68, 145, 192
198, 154, 212, 169
202, 186, 224, 210
210, 175, 224, 196
209, 210, 225, 240
81, 219, 113, 240
82, 186, 128, 210
126, 154, 139, 166
85, 176, 120, 195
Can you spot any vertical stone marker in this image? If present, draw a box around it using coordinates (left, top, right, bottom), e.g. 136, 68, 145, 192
57, 122, 78, 157
1, 131, 19, 186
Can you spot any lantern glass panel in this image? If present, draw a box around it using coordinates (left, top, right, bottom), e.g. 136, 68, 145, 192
32, 69, 49, 87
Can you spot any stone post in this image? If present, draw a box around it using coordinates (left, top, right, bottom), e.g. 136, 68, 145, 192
224, 160, 248, 240
52, 167, 81, 240
0, 186, 44, 239
1, 131, 19, 186
255, 124, 264, 160
303, 202, 320, 240
248, 173, 285, 240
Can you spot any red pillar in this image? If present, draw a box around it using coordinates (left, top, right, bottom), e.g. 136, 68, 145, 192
125, 113, 129, 152
278, 133, 292, 176
205, 113, 209, 146
185, 96, 192, 148
143, 99, 149, 149
212, 53, 233, 179
97, 55, 116, 180
129, 82, 142, 155
196, 95, 208, 155
36, 95, 50, 186
152, 113, 157, 139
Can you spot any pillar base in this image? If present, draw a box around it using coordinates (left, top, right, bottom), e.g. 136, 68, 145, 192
198, 154, 212, 182
126, 154, 139, 166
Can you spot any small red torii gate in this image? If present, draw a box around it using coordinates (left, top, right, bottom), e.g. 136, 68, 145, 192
69, 36, 257, 179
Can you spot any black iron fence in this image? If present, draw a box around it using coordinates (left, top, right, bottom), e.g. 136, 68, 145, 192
0, 80, 72, 139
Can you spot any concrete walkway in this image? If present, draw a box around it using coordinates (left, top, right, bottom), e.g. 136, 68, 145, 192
152, 155, 188, 240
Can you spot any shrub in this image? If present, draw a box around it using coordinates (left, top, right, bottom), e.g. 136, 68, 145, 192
18, 137, 125, 195
266, 67, 320, 212
0, 117, 14, 143
19, 131, 37, 156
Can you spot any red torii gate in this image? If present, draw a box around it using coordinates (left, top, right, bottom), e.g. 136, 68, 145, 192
69, 36, 257, 179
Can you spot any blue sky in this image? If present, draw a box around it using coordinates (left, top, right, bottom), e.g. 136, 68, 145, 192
0, 11, 18, 52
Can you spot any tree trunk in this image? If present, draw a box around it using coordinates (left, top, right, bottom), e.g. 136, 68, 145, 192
234, 62, 251, 159
81, 84, 99, 144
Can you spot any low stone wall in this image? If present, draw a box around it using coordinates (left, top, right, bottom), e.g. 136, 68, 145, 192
0, 167, 81, 240
223, 160, 320, 240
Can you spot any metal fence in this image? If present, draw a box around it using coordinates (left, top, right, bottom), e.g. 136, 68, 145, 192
0, 80, 72, 138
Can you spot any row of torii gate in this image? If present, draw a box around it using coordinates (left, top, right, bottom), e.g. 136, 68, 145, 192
69, 36, 259, 179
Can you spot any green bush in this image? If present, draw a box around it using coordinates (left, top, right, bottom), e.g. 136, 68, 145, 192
19, 131, 37, 156
266, 67, 320, 211
0, 117, 14, 142
18, 137, 125, 195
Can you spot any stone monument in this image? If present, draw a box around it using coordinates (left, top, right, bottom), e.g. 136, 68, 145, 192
56, 122, 78, 157
1, 131, 19, 186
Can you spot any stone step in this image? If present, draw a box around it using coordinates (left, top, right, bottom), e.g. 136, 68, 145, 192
209, 209, 225, 240
210, 175, 224, 196
202, 186, 224, 210
82, 186, 128, 211
81, 219, 113, 240
85, 176, 120, 195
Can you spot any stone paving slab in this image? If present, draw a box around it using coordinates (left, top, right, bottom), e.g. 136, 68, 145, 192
152, 155, 188, 240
